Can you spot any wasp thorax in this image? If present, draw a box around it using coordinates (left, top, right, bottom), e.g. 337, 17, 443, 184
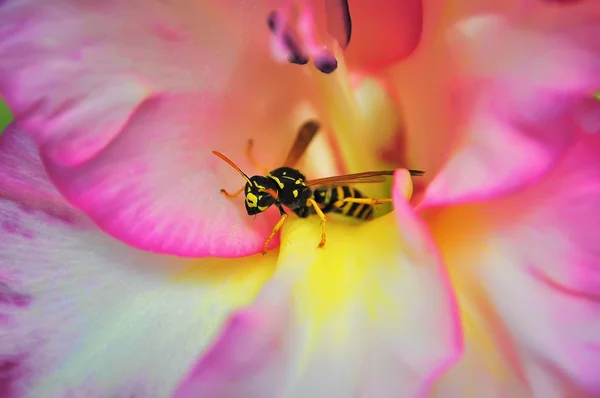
244, 176, 279, 215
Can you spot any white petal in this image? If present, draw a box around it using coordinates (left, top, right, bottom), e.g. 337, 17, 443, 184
0, 197, 273, 397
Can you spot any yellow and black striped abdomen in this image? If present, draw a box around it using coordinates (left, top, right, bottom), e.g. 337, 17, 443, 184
313, 185, 374, 220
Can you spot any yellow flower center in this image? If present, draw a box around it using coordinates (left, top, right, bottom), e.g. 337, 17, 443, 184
278, 213, 406, 366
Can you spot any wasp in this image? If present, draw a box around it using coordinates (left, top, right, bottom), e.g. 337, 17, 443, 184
213, 121, 425, 255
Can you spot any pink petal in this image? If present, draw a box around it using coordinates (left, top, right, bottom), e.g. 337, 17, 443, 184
382, 1, 527, 192
479, 140, 600, 394
0, 1, 320, 257
421, 15, 600, 208
43, 94, 286, 258
0, 125, 64, 205
173, 299, 291, 398
174, 173, 461, 397
339, 0, 423, 71
427, 137, 600, 395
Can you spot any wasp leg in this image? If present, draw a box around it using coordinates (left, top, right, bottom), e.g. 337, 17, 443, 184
220, 185, 245, 198
337, 197, 393, 205
307, 198, 327, 249
247, 139, 270, 174
263, 206, 288, 255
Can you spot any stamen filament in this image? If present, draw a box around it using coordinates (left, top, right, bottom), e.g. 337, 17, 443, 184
309, 45, 390, 201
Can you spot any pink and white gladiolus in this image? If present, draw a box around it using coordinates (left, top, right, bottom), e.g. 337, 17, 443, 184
0, 1, 599, 397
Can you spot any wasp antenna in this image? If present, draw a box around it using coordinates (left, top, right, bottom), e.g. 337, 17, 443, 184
212, 150, 252, 183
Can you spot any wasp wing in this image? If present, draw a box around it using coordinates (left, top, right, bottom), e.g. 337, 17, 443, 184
305, 169, 425, 188
283, 120, 320, 168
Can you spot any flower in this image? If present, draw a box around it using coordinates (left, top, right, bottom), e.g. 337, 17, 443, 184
1, 1, 599, 398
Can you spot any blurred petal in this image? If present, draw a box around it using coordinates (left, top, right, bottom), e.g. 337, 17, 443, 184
426, 137, 600, 395
384, 0, 526, 184
341, 0, 424, 71
0, 0, 321, 257
421, 15, 600, 208
384, 32, 455, 192
174, 174, 461, 398
431, 335, 527, 397
575, 96, 600, 134
0, 196, 275, 397
0, 125, 64, 206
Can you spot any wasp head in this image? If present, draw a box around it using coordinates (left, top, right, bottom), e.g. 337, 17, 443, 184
244, 176, 279, 215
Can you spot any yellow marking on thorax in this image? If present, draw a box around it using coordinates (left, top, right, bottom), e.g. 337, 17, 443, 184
252, 180, 266, 190
267, 174, 285, 189
293, 190, 299, 198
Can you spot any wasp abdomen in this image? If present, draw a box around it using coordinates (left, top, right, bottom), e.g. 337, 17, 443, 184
313, 185, 374, 220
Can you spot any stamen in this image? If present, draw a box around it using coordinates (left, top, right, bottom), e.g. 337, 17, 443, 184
284, 34, 310, 65
308, 45, 369, 172
297, 9, 337, 74
308, 45, 400, 202
313, 53, 338, 74
266, 10, 278, 32
266, 0, 353, 74
267, 10, 309, 65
